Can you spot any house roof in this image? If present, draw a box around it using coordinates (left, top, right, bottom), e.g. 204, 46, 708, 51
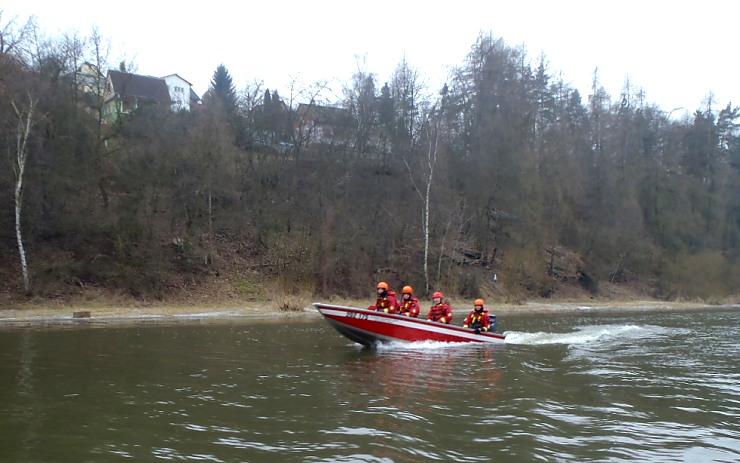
161, 73, 192, 86
77, 62, 103, 77
297, 103, 351, 125
108, 70, 172, 103
190, 88, 202, 103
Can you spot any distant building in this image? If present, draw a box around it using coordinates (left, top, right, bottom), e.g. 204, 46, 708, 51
66, 62, 106, 110
73, 62, 105, 96
295, 103, 353, 145
103, 70, 201, 123
162, 73, 202, 111
104, 70, 171, 121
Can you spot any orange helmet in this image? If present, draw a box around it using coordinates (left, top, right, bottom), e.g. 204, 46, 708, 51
402, 286, 413, 294
474, 298, 485, 307
377, 281, 389, 290
432, 291, 443, 299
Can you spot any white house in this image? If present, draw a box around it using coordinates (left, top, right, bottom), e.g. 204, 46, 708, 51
162, 74, 201, 111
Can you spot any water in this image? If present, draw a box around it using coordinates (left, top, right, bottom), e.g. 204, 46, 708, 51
0, 307, 738, 462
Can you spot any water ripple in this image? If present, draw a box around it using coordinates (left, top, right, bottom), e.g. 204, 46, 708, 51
2, 307, 738, 462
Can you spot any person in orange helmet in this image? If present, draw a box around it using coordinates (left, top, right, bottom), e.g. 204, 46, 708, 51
368, 281, 399, 314
463, 298, 495, 333
398, 286, 421, 317
427, 291, 453, 323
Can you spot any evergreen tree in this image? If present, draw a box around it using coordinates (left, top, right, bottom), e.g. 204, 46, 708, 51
378, 82, 394, 131
205, 64, 246, 145
717, 103, 739, 156
390, 58, 422, 150
532, 56, 556, 137
207, 64, 237, 111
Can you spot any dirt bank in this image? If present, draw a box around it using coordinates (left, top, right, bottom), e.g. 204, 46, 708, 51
0, 296, 731, 329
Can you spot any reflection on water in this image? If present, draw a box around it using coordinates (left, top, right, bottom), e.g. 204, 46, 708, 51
0, 308, 738, 462
344, 342, 503, 394
316, 341, 507, 462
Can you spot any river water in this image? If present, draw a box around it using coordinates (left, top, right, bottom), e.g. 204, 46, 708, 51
0, 306, 738, 462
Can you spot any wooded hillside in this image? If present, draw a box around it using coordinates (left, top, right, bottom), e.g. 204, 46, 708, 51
1, 19, 738, 305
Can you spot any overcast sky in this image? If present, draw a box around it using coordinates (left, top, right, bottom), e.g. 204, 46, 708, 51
4, 0, 737, 116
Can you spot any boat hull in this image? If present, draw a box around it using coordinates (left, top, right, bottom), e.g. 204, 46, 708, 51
314, 303, 506, 347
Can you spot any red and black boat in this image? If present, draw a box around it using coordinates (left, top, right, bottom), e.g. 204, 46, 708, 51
314, 303, 507, 347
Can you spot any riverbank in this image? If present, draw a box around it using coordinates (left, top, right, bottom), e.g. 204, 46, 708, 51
0, 296, 734, 328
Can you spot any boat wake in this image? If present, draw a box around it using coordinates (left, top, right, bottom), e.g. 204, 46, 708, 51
372, 339, 486, 351
503, 324, 664, 346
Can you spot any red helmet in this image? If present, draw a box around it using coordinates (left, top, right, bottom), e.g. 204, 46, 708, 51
432, 291, 443, 299
474, 298, 485, 307
377, 282, 389, 290
402, 286, 413, 294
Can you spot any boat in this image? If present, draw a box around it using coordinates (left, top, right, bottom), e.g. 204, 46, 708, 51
314, 302, 507, 347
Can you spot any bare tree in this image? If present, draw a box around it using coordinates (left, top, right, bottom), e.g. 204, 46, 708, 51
284, 76, 333, 158
403, 109, 440, 293
0, 12, 34, 58
390, 57, 427, 151
11, 92, 37, 294
240, 79, 264, 116
88, 27, 113, 137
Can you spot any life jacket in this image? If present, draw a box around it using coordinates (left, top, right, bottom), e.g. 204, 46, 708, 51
428, 302, 452, 323
398, 296, 420, 317
464, 308, 492, 331
375, 290, 399, 314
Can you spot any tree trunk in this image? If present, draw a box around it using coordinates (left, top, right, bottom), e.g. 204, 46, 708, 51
207, 188, 214, 264
15, 174, 30, 294
423, 127, 440, 293
12, 94, 37, 295
423, 175, 431, 293
407, 123, 439, 295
